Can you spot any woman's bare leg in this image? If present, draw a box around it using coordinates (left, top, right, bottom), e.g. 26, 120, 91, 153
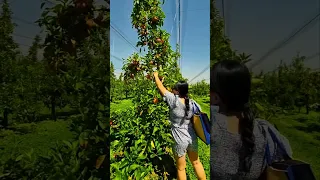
187, 150, 206, 180
175, 154, 187, 180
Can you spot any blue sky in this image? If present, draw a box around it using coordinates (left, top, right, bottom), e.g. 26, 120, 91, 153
9, 0, 44, 53
215, 0, 319, 74
110, 0, 210, 83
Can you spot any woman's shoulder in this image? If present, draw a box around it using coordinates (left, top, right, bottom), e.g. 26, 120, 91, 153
254, 119, 277, 132
253, 119, 278, 138
255, 118, 273, 126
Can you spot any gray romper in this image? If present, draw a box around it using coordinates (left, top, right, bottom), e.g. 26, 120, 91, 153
164, 91, 198, 157
210, 106, 293, 179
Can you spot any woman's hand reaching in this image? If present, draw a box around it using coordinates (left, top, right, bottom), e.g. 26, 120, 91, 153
153, 71, 159, 78
153, 72, 164, 82
153, 71, 167, 96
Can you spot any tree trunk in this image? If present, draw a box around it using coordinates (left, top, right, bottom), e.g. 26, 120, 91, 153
3, 108, 9, 128
51, 95, 57, 121
32, 112, 36, 122
305, 95, 309, 114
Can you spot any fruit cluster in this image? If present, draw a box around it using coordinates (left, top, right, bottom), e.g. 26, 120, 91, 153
130, 0, 167, 67
127, 59, 142, 79
53, 0, 107, 53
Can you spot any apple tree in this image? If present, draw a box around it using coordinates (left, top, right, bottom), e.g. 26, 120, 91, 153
110, 0, 183, 179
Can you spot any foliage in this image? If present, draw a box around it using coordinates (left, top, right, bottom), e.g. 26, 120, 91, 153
189, 80, 209, 97
110, 62, 117, 102
0, 0, 19, 128
251, 54, 320, 118
210, 0, 233, 66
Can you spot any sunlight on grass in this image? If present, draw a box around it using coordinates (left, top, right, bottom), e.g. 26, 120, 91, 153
270, 112, 320, 179
0, 120, 74, 162
111, 99, 133, 112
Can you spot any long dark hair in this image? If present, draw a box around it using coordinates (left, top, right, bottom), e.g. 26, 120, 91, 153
210, 60, 255, 173
174, 81, 190, 116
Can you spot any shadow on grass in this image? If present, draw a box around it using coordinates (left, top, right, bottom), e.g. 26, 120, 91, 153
152, 154, 177, 179
0, 110, 79, 134
16, 110, 79, 123
315, 135, 320, 141
294, 122, 320, 133
295, 116, 309, 123
37, 110, 80, 121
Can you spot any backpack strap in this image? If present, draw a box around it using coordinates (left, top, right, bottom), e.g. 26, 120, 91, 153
260, 124, 272, 166
258, 120, 291, 167
267, 127, 291, 161
190, 100, 201, 113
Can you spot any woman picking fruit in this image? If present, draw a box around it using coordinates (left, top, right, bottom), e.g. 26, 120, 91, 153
153, 71, 206, 180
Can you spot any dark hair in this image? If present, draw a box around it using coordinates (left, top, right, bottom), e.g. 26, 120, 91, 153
174, 81, 190, 116
210, 60, 255, 174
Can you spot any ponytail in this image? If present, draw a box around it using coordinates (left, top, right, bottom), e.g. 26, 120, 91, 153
173, 80, 189, 116
238, 103, 255, 174
184, 95, 190, 116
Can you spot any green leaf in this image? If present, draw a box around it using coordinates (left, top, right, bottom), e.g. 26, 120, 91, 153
150, 154, 156, 158
63, 140, 72, 148
15, 155, 24, 162
75, 82, 84, 90
152, 127, 159, 134
0, 173, 10, 178
129, 164, 140, 171
254, 102, 265, 111
112, 140, 120, 146
98, 120, 106, 129
79, 137, 85, 146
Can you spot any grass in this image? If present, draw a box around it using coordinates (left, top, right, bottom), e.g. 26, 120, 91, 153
110, 99, 133, 112
0, 96, 317, 179
0, 105, 77, 163
269, 111, 320, 179
110, 96, 211, 179
0, 119, 74, 162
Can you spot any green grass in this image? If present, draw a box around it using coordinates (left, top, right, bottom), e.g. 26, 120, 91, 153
0, 119, 74, 162
110, 99, 133, 112
0, 104, 78, 163
110, 96, 211, 179
269, 111, 320, 179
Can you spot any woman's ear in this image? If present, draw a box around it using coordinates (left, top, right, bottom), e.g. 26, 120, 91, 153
210, 92, 220, 105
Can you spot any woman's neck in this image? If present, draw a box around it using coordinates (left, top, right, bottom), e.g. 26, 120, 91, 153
218, 106, 243, 118
219, 107, 242, 134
